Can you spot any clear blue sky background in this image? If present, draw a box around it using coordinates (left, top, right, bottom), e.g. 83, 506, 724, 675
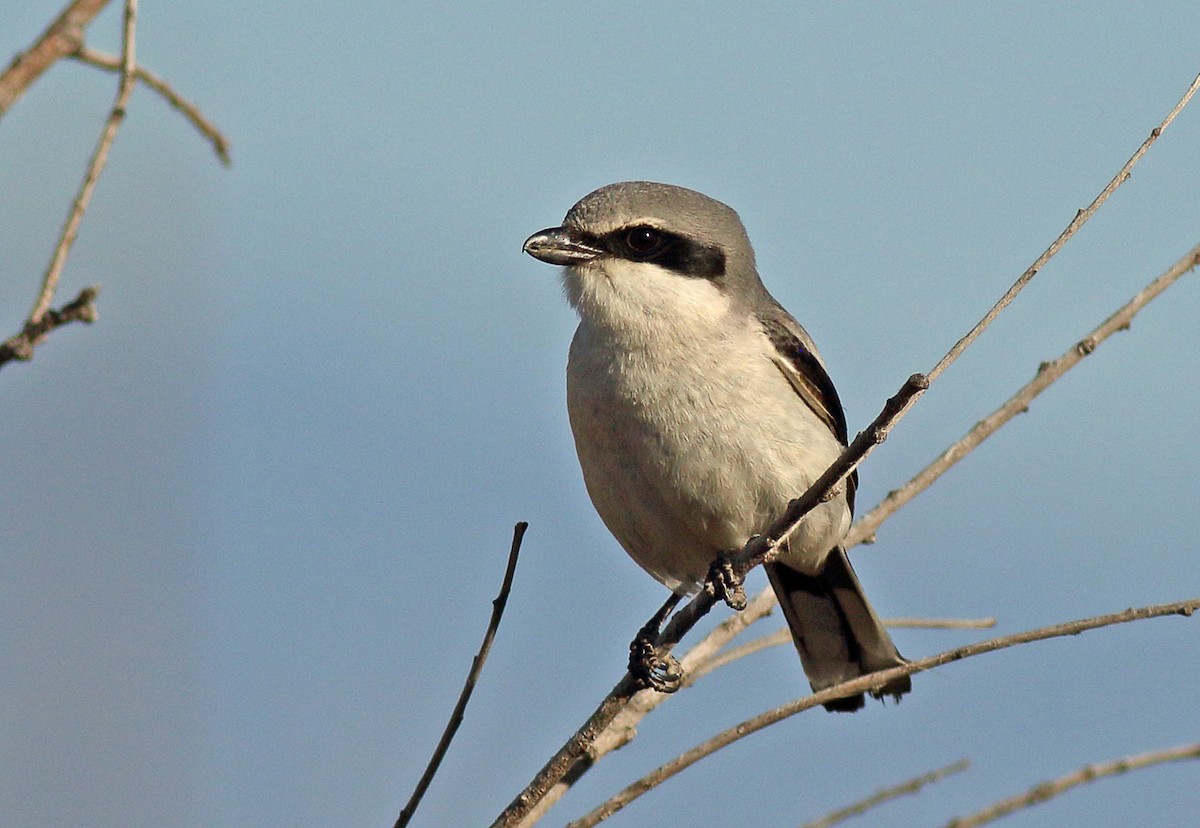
2, 3, 1198, 826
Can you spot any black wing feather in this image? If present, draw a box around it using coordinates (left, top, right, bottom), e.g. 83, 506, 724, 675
759, 315, 857, 514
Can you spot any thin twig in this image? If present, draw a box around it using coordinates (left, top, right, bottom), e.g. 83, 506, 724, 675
2, 2, 233, 370
684, 627, 791, 684
766, 70, 1200, 552
743, 375, 928, 569
942, 742, 1200, 828
0, 0, 111, 117
395, 522, 528, 828
799, 758, 970, 828
70, 46, 231, 165
566, 599, 1198, 826
29, 0, 137, 326
688, 616, 997, 684
0, 1, 135, 372
493, 76, 1200, 828
884, 616, 997, 629
924, 72, 1200, 386
849, 238, 1200, 547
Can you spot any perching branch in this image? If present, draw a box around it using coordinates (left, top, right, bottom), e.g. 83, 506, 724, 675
512, 586, 782, 827
395, 522, 527, 828
567, 599, 1199, 826
942, 742, 1200, 828
799, 758, 971, 828
0, 0, 112, 117
524, 605, 993, 822
749, 70, 1200, 560
492, 74, 1200, 827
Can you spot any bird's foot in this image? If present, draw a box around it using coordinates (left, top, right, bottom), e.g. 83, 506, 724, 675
628, 592, 684, 693
706, 555, 747, 611
628, 629, 683, 693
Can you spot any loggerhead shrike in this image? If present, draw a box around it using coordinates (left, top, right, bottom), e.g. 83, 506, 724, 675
523, 181, 910, 711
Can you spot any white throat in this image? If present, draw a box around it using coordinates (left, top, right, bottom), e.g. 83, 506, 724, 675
562, 259, 733, 349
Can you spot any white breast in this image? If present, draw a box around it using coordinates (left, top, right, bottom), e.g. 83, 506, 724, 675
563, 259, 849, 591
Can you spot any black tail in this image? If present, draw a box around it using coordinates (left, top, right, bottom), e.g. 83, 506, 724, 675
765, 548, 911, 712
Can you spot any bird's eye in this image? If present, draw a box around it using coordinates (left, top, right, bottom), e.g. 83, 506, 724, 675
623, 226, 664, 256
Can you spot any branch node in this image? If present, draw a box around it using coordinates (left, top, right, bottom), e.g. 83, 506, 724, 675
819, 483, 843, 503
907, 372, 931, 391
0, 284, 101, 368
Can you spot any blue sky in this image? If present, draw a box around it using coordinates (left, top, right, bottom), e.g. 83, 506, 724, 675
2, 3, 1198, 826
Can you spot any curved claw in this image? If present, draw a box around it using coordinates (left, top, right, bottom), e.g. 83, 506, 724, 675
706, 556, 748, 611
629, 635, 683, 693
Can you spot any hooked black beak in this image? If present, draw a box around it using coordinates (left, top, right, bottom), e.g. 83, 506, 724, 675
522, 226, 604, 265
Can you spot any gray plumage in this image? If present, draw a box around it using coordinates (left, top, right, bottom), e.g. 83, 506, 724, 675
524, 181, 910, 711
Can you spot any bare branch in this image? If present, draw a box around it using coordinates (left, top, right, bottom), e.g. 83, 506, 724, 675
395, 522, 527, 828
744, 374, 928, 569
741, 72, 1200, 551
0, 0, 112, 117
684, 626, 791, 684
0, 1, 136, 372
687, 616, 996, 685
942, 742, 1200, 828
2, 2, 233, 371
29, 0, 137, 327
494, 676, 641, 827
884, 617, 997, 629
849, 238, 1200, 547
70, 46, 231, 165
800, 758, 970, 828
567, 599, 1198, 826
924, 72, 1200, 386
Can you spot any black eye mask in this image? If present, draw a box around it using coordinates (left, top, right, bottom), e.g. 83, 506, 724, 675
598, 224, 726, 280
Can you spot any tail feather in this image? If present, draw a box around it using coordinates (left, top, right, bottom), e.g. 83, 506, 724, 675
765, 548, 911, 712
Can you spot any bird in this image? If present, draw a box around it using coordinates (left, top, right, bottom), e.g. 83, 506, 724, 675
523, 181, 910, 711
